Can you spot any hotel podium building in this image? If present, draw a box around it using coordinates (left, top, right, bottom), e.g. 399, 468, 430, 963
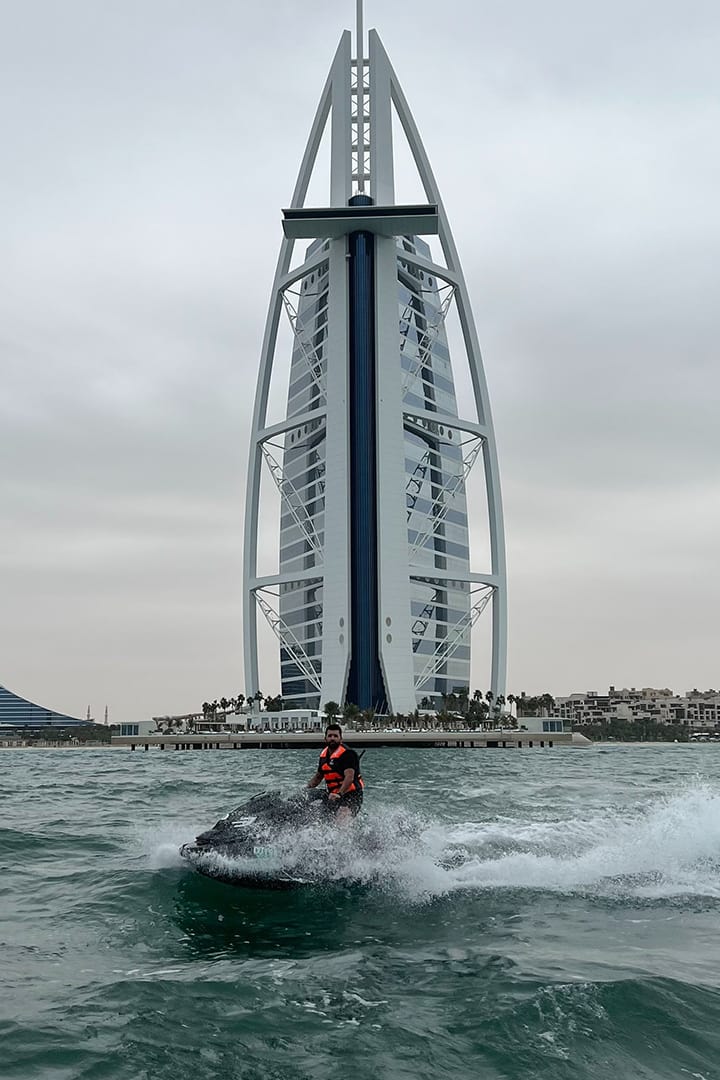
242, 20, 507, 714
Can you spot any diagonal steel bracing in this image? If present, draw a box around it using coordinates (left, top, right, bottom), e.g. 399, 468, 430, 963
414, 585, 494, 691
281, 281, 330, 403
261, 441, 325, 561
407, 435, 483, 563
255, 588, 323, 693
405, 450, 431, 519
411, 585, 443, 651
400, 280, 455, 395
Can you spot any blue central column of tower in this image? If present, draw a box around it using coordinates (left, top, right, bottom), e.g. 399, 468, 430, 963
346, 194, 388, 713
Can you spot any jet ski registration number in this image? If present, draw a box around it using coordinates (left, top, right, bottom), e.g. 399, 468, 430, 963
253, 845, 277, 859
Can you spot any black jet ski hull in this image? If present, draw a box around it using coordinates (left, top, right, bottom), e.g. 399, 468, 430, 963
180, 789, 427, 890
179, 848, 312, 889
180, 790, 334, 890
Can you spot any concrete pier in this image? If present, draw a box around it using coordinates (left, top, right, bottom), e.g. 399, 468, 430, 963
111, 730, 574, 751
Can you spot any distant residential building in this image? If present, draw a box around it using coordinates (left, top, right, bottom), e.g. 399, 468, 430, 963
554, 687, 720, 730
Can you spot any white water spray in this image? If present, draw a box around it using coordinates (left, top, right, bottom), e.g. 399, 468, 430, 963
144, 781, 720, 901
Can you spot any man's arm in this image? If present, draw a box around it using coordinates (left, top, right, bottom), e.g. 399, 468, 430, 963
329, 763, 357, 800
337, 767, 356, 795
306, 770, 323, 788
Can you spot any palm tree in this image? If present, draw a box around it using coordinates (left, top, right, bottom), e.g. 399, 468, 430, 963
360, 707, 375, 731
457, 686, 470, 716
323, 700, 340, 723
438, 709, 451, 732
485, 690, 494, 724
540, 693, 556, 716
343, 701, 360, 728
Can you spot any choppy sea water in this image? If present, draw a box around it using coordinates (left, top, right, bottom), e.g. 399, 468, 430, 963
3, 744, 720, 1080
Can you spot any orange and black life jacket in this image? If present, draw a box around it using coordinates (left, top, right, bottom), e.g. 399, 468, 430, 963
319, 744, 364, 794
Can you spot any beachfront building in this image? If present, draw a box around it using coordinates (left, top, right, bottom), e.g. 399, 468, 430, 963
242, 10, 506, 715
110, 721, 157, 738
243, 709, 321, 734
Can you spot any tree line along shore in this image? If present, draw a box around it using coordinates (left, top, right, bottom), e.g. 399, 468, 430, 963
199, 689, 554, 723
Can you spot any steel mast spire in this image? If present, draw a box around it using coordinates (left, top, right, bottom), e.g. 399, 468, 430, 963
356, 0, 365, 193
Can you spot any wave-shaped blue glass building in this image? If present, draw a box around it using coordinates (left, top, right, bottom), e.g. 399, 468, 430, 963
0, 684, 87, 729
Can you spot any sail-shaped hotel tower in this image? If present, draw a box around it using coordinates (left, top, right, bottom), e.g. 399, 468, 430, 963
243, 11, 507, 714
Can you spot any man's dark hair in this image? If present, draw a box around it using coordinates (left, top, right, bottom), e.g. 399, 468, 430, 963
325, 723, 342, 736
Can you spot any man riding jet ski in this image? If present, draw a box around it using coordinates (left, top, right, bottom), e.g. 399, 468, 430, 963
305, 722, 364, 821
181, 724, 368, 889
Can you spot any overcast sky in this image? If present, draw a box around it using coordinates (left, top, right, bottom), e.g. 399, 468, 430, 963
1, 0, 718, 722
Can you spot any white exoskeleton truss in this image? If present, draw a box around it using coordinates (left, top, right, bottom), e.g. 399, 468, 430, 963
242, 22, 507, 713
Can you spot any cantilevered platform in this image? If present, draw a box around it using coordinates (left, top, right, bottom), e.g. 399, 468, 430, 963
281, 203, 439, 239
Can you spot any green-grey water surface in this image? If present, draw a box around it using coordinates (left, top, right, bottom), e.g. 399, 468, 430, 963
2, 744, 720, 1079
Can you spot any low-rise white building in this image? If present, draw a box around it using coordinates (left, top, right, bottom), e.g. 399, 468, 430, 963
194, 709, 322, 734
245, 709, 322, 732
111, 720, 158, 738
517, 717, 568, 735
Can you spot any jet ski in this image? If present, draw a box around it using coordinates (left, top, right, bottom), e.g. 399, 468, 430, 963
180, 789, 345, 889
